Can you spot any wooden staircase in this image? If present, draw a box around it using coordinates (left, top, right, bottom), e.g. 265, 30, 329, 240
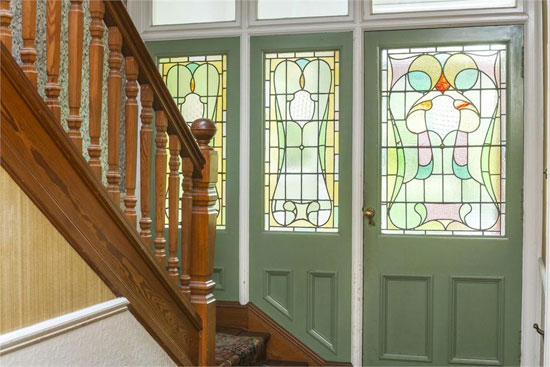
0, 0, 217, 365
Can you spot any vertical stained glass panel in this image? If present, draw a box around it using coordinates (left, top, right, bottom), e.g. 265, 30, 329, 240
159, 55, 227, 229
264, 51, 340, 232
381, 44, 507, 236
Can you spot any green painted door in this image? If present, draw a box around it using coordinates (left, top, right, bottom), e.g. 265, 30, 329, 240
250, 33, 353, 362
363, 26, 524, 366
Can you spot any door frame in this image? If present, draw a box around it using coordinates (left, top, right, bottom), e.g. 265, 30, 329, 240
130, 1, 545, 364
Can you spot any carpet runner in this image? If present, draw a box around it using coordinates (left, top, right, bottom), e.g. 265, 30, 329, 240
215, 327, 270, 366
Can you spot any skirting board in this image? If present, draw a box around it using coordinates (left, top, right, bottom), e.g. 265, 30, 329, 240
217, 301, 352, 367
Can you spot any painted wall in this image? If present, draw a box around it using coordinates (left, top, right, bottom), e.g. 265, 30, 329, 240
0, 167, 114, 333
0, 300, 176, 366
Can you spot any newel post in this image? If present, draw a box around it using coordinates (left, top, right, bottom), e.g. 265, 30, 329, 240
190, 118, 218, 366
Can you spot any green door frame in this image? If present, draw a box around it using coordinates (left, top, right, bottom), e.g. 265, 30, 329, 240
146, 37, 240, 301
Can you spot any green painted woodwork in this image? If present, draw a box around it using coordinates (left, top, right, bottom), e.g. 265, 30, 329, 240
146, 38, 240, 301
363, 26, 524, 366
250, 33, 353, 362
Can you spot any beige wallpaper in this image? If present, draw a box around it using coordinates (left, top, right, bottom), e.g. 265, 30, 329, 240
0, 167, 114, 334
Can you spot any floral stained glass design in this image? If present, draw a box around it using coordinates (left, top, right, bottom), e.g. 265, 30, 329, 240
381, 45, 507, 235
264, 51, 340, 232
159, 55, 227, 229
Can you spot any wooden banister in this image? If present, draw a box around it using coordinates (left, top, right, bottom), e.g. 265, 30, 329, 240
21, 0, 37, 87
87, 0, 105, 177
45, 0, 62, 122
139, 84, 154, 246
107, 26, 122, 204
67, 0, 84, 150
168, 135, 181, 285
124, 56, 139, 228
2, 1, 220, 365
0, 0, 12, 52
180, 157, 194, 296
154, 110, 168, 265
190, 118, 219, 367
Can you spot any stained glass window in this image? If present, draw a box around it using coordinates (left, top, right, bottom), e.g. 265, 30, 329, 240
159, 55, 227, 229
264, 51, 340, 232
381, 44, 507, 236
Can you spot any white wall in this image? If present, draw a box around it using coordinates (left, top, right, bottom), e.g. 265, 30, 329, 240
0, 298, 176, 367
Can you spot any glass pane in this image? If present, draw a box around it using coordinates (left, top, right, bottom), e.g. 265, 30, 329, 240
152, 0, 236, 25
257, 0, 348, 20
371, 0, 516, 14
159, 55, 227, 229
264, 51, 340, 232
380, 44, 507, 236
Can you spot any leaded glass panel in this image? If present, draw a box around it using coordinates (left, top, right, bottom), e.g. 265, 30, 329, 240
381, 44, 507, 236
264, 51, 340, 232
159, 55, 227, 229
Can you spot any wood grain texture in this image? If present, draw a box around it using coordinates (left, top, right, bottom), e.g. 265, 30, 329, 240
87, 0, 105, 177
139, 84, 154, 247
67, 0, 84, 150
1, 43, 200, 365
21, 0, 37, 87
0, 167, 114, 334
124, 56, 139, 228
190, 119, 219, 367
102, 1, 204, 170
216, 302, 353, 367
45, 0, 62, 122
154, 110, 168, 265
168, 135, 181, 285
180, 157, 193, 296
0, 0, 12, 52
107, 26, 122, 204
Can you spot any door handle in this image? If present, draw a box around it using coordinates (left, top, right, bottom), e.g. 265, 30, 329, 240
363, 208, 376, 227
533, 323, 545, 338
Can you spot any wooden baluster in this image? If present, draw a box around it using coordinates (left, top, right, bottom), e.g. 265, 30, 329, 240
87, 0, 105, 177
124, 56, 139, 227
190, 118, 218, 366
0, 0, 13, 52
67, 0, 84, 150
168, 135, 181, 284
180, 157, 193, 296
107, 27, 122, 204
154, 110, 168, 264
21, 0, 37, 87
139, 84, 154, 246
45, 0, 62, 121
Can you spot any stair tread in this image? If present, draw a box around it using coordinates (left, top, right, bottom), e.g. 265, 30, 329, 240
216, 327, 270, 366
262, 359, 309, 366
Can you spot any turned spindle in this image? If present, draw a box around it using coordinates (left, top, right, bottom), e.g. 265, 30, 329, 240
139, 84, 154, 246
0, 0, 13, 52
21, 0, 37, 87
180, 157, 193, 296
124, 56, 139, 227
106, 27, 123, 204
88, 0, 105, 176
168, 135, 181, 285
67, 0, 84, 149
154, 110, 168, 264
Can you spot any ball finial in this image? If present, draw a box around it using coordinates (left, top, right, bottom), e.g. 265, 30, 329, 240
191, 118, 216, 144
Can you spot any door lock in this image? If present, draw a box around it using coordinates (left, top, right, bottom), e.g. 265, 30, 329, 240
363, 208, 376, 226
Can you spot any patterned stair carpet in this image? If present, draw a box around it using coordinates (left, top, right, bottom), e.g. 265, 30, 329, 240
216, 327, 271, 366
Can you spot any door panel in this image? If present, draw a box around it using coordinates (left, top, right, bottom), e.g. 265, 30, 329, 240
364, 26, 524, 366
250, 33, 353, 362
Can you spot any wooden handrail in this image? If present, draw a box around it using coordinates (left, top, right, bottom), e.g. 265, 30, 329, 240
0, 1, 219, 365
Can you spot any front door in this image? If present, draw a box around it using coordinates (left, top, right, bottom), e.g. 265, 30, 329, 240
363, 26, 524, 365
250, 32, 353, 362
